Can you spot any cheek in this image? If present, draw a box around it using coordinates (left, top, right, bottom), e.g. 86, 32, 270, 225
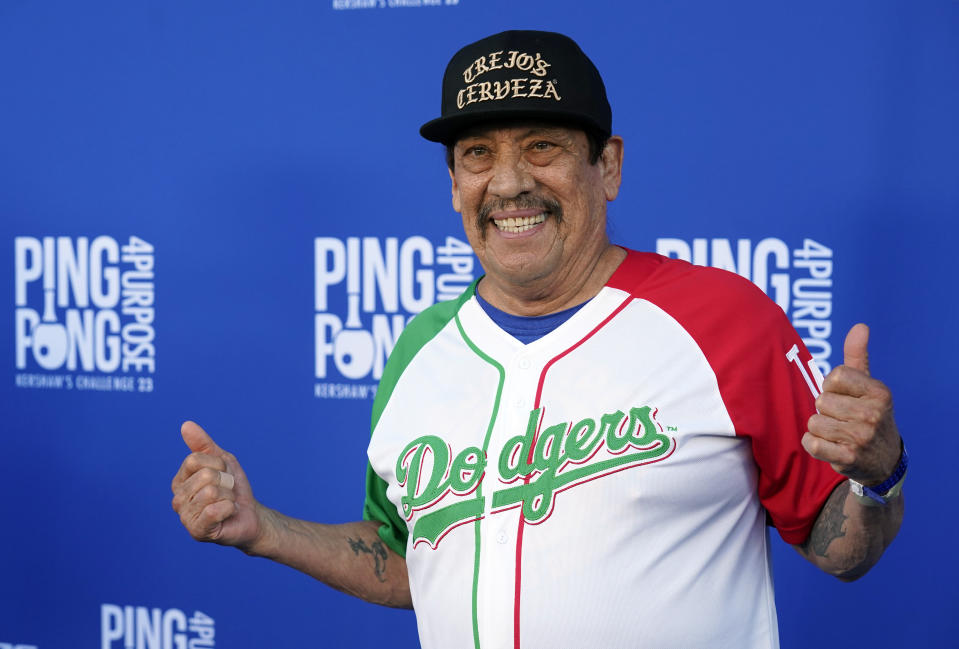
451, 171, 486, 211
563, 172, 606, 226
460, 212, 486, 251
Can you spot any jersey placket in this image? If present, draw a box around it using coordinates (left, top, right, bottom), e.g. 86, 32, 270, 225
456, 291, 632, 649
457, 304, 542, 649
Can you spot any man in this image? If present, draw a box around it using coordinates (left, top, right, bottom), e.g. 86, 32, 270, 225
172, 30, 905, 648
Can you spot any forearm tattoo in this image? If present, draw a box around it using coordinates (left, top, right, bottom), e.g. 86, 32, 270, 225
803, 486, 849, 558
347, 536, 389, 582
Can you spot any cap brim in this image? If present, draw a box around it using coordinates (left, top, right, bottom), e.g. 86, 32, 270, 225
420, 108, 609, 145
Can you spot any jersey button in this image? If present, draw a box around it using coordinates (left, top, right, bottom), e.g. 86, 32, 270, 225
517, 358, 531, 370
496, 531, 509, 544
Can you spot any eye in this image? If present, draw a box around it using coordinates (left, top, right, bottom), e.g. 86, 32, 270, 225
524, 139, 561, 166
457, 143, 494, 172
464, 145, 489, 158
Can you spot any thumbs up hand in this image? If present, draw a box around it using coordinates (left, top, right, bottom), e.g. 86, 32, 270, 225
802, 324, 902, 485
171, 421, 262, 549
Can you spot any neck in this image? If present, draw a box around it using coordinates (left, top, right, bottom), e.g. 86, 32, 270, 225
477, 243, 625, 316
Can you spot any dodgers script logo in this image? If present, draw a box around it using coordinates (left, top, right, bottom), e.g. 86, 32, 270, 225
657, 237, 835, 374
13, 236, 156, 393
314, 235, 475, 399
398, 404, 676, 548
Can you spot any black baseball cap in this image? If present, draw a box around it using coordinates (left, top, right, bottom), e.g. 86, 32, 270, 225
420, 30, 612, 145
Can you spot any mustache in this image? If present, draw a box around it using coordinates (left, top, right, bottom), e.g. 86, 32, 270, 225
477, 196, 563, 234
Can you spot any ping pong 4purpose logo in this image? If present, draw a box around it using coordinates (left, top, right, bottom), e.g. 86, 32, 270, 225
13, 236, 156, 393
313, 235, 475, 399
397, 404, 677, 548
101, 604, 214, 649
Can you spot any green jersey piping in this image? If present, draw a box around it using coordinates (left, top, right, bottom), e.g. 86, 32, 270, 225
453, 310, 505, 649
363, 280, 479, 558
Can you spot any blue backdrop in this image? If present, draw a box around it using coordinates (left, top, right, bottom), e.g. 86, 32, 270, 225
1, 1, 956, 647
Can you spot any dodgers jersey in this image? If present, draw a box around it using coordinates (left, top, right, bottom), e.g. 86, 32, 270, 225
365, 249, 844, 649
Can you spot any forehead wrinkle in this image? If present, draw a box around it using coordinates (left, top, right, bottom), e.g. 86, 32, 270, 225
455, 122, 581, 146
520, 126, 575, 141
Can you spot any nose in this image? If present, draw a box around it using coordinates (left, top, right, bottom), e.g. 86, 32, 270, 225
487, 151, 535, 199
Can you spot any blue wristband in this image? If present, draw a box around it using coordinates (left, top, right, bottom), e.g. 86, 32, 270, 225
850, 441, 908, 505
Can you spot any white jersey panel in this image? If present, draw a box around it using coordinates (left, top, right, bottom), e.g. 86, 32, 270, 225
365, 251, 839, 649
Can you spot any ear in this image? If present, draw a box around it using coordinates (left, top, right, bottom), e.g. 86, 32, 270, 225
449, 166, 462, 213
598, 136, 624, 201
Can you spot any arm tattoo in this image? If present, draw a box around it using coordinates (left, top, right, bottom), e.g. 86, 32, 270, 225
347, 536, 389, 582
803, 486, 849, 558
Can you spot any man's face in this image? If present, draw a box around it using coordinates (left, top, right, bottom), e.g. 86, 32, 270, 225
448, 123, 623, 300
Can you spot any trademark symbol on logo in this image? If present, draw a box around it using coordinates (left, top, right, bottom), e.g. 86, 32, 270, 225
667, 426, 678, 431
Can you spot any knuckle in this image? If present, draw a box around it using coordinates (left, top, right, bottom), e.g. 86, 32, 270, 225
862, 407, 883, 427
821, 371, 840, 392
184, 453, 202, 472
187, 453, 225, 474
807, 413, 826, 431
191, 515, 215, 540
874, 384, 893, 406
834, 365, 853, 381
180, 512, 201, 538
199, 483, 220, 501
815, 392, 836, 412
198, 467, 219, 484
196, 505, 214, 525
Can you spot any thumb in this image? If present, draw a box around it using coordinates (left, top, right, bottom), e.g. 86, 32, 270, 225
843, 323, 870, 375
180, 420, 223, 455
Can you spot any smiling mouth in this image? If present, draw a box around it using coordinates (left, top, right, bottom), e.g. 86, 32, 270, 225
494, 213, 547, 234
477, 197, 563, 240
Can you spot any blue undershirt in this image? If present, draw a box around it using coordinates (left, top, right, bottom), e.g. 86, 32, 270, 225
474, 290, 589, 344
